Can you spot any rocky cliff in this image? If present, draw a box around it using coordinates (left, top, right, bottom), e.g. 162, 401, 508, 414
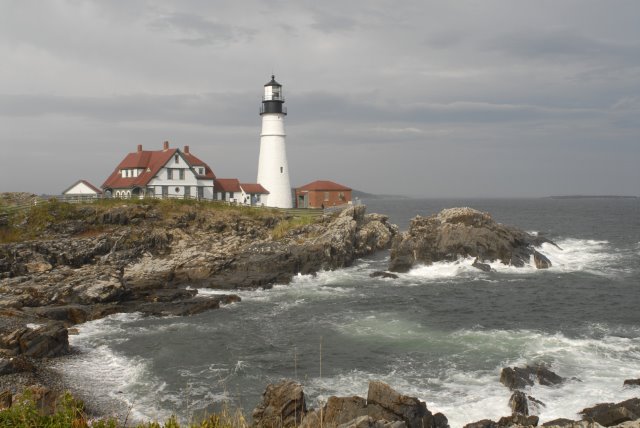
0, 199, 397, 364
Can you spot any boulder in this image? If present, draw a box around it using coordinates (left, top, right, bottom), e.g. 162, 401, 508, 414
542, 419, 586, 427
472, 258, 492, 272
252, 380, 307, 428
497, 414, 539, 426
509, 391, 529, 416
370, 271, 399, 279
580, 398, 640, 427
463, 420, 498, 428
367, 381, 448, 428
0, 323, 69, 358
500, 365, 564, 390
323, 396, 369, 425
337, 415, 406, 428
624, 379, 640, 387
533, 251, 552, 269
389, 208, 554, 272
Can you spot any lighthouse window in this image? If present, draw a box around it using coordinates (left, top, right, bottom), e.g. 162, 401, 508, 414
280, 167, 283, 173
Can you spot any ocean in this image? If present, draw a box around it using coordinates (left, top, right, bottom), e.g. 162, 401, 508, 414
52, 198, 640, 427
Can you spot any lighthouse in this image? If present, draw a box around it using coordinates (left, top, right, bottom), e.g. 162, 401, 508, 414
257, 75, 293, 208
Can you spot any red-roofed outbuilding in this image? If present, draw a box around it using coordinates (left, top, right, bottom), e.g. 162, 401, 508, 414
295, 180, 352, 208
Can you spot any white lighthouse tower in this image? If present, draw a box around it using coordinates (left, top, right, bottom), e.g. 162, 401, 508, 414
257, 75, 293, 208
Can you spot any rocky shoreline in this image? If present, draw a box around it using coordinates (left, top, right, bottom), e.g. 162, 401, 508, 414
0, 199, 397, 405
2, 198, 634, 426
251, 375, 640, 428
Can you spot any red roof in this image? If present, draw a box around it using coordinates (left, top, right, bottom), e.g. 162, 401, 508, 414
62, 179, 103, 195
240, 183, 269, 194
296, 180, 352, 192
215, 178, 242, 192
184, 152, 216, 179
102, 146, 216, 190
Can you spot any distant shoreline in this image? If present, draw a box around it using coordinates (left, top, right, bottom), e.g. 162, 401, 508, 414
545, 195, 639, 199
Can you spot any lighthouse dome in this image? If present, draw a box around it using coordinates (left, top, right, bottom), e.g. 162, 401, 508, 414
264, 75, 282, 87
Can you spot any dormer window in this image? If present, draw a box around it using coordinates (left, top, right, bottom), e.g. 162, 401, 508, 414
199, 168, 204, 175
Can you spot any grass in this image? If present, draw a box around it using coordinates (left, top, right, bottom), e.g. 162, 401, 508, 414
271, 215, 317, 240
0, 197, 296, 244
0, 390, 249, 428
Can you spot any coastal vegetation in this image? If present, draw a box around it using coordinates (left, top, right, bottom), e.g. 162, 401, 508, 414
0, 195, 289, 244
1, 389, 248, 428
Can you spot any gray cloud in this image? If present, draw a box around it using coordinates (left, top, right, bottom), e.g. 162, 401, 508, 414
150, 12, 256, 46
0, 0, 638, 197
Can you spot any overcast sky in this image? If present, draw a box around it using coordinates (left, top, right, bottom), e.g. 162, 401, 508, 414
1, 0, 639, 197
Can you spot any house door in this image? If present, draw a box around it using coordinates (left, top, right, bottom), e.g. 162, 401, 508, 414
185, 186, 191, 199
162, 186, 168, 198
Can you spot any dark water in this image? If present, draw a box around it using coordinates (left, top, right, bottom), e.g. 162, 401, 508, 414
55, 198, 640, 427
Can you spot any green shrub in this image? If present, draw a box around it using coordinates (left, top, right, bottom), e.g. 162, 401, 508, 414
0, 391, 248, 428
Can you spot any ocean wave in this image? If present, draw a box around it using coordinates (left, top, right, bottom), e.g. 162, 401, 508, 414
302, 324, 640, 427
402, 237, 624, 280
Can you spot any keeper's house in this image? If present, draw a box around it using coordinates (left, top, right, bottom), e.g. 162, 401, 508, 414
295, 180, 352, 209
102, 141, 216, 199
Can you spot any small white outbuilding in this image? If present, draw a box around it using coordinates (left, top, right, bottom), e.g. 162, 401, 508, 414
62, 180, 103, 198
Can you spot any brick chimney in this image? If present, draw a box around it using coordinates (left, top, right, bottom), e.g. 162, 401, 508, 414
163, 141, 169, 151
184, 145, 190, 154
137, 144, 143, 153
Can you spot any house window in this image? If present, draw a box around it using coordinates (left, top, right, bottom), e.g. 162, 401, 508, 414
324, 192, 330, 201
229, 192, 234, 200
167, 169, 173, 179
175, 187, 180, 193
174, 154, 179, 164
280, 167, 283, 173
339, 192, 345, 200
199, 168, 204, 175
179, 169, 185, 180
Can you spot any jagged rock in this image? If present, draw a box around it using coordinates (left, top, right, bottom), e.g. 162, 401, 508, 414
624, 379, 640, 387
261, 381, 446, 428
0, 323, 69, 358
337, 415, 406, 428
370, 271, 399, 279
463, 420, 498, 428
533, 251, 552, 269
542, 418, 584, 428
389, 207, 554, 272
123, 253, 176, 289
252, 380, 307, 428
497, 414, 539, 426
472, 258, 492, 272
500, 365, 564, 390
323, 396, 369, 425
580, 398, 640, 427
510, 391, 529, 415
367, 381, 448, 428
